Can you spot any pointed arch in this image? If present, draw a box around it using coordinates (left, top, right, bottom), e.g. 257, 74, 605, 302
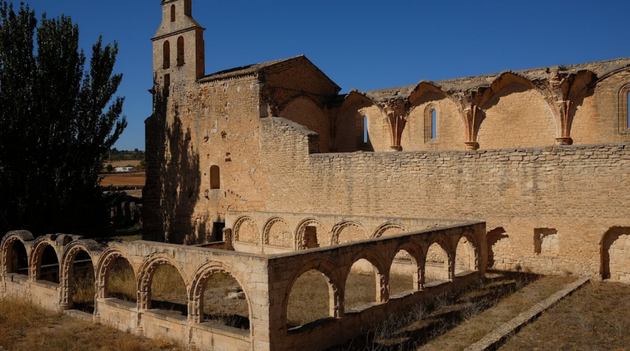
162, 41, 170, 69
478, 72, 556, 149
177, 36, 185, 66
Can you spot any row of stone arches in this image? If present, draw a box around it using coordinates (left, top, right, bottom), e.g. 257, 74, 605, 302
334, 69, 630, 152
1, 232, 252, 331
282, 231, 480, 329
233, 216, 408, 250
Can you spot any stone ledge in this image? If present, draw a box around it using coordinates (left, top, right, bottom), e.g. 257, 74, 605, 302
464, 276, 590, 351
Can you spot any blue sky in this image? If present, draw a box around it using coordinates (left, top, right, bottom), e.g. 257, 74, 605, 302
20, 0, 630, 151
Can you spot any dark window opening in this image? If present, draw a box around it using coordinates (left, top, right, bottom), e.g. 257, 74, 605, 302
212, 221, 225, 242
170, 4, 176, 22
163, 41, 170, 69
177, 36, 185, 66
210, 165, 220, 189
163, 74, 170, 97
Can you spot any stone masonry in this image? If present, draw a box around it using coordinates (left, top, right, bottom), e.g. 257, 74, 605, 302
143, 0, 630, 282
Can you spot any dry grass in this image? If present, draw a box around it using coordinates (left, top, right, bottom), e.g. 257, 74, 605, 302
0, 297, 183, 351
331, 271, 578, 350
100, 172, 146, 187
501, 280, 630, 351
287, 269, 415, 328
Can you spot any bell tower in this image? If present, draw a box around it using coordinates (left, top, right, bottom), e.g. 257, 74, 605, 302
151, 0, 205, 93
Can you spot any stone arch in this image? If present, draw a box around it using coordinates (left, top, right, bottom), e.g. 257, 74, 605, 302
424, 236, 453, 282
455, 236, 476, 274
279, 96, 329, 152
390, 242, 424, 293
295, 218, 327, 250
137, 254, 188, 310
478, 72, 556, 149
331, 221, 368, 245
188, 261, 252, 331
372, 222, 406, 238
0, 230, 33, 276
600, 226, 630, 281
458, 230, 481, 271
335, 92, 376, 152
344, 249, 389, 307
60, 240, 100, 309
30, 238, 60, 282
95, 249, 137, 299
618, 83, 630, 133
170, 4, 176, 22
233, 216, 261, 245
262, 217, 293, 248
283, 258, 341, 328
404, 85, 465, 151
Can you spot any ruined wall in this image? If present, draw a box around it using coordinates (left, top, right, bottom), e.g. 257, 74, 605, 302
572, 71, 630, 144
477, 84, 557, 149
0, 222, 486, 351
401, 95, 464, 151
260, 118, 630, 277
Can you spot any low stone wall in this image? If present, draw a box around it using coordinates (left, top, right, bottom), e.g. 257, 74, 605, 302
0, 220, 486, 350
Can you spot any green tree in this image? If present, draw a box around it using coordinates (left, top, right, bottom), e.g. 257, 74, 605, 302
0, 1, 127, 235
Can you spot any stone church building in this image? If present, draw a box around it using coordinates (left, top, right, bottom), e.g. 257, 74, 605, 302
144, 0, 630, 280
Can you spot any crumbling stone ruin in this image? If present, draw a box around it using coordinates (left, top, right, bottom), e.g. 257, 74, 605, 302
1, 0, 630, 349
144, 0, 629, 279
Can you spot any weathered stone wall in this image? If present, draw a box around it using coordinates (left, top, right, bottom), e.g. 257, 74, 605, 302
0, 221, 486, 351
260, 117, 630, 277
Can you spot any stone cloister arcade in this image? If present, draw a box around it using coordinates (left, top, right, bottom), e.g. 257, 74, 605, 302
1, 220, 485, 351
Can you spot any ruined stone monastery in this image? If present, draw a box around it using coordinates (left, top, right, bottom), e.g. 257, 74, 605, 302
144, 0, 629, 280
1, 0, 629, 350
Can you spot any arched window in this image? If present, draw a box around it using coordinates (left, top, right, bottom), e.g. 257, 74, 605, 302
210, 165, 220, 189
618, 85, 630, 133
170, 5, 176, 22
162, 41, 170, 69
424, 106, 437, 143
177, 36, 185, 66
432, 109, 437, 138
363, 116, 368, 144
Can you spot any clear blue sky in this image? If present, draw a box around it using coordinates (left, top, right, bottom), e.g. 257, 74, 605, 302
21, 0, 630, 151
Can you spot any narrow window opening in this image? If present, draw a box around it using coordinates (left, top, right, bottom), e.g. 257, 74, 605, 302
163, 74, 170, 97
627, 91, 630, 130
363, 116, 368, 144
184, 0, 192, 16
162, 41, 170, 69
424, 106, 437, 143
431, 109, 437, 139
210, 165, 220, 189
170, 5, 176, 22
177, 36, 185, 66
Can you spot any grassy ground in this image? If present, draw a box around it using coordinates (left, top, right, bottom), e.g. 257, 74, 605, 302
0, 297, 183, 351
332, 272, 577, 351
501, 280, 630, 351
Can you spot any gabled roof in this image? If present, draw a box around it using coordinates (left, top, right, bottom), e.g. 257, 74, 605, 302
199, 55, 341, 92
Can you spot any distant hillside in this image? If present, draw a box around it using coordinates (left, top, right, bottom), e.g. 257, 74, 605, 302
108, 148, 145, 161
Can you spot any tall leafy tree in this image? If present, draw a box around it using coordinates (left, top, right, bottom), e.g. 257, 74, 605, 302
0, 1, 127, 235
